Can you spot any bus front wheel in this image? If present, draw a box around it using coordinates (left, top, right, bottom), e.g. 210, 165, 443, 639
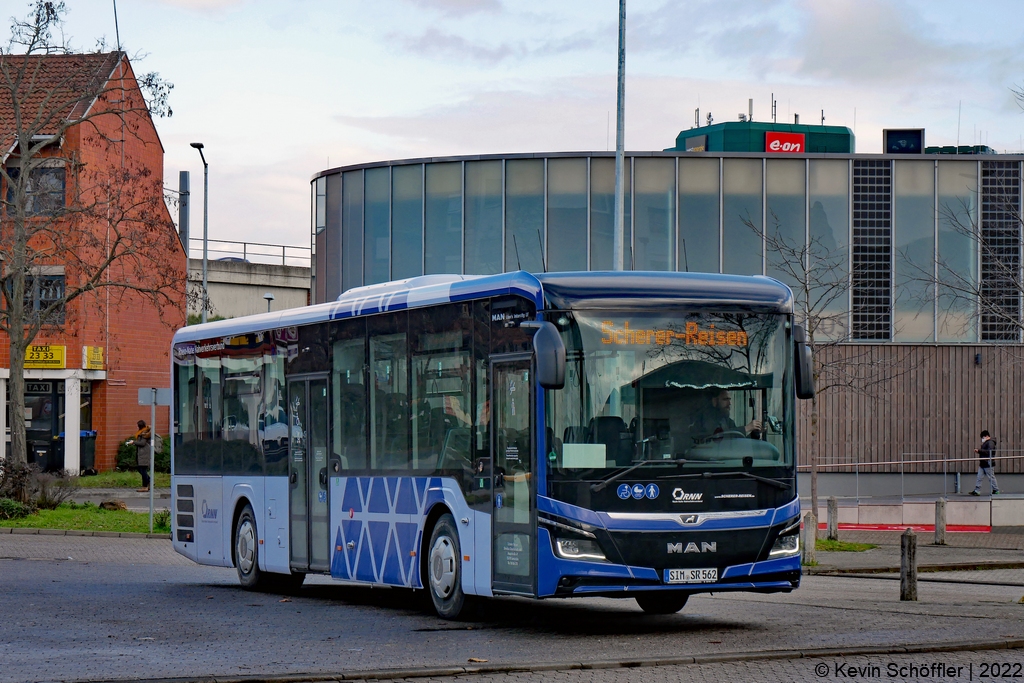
427, 514, 465, 619
635, 592, 688, 614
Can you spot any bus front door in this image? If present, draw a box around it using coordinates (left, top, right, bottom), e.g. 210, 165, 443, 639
287, 375, 331, 573
490, 356, 535, 596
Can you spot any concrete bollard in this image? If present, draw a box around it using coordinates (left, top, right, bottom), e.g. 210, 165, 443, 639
827, 496, 839, 541
802, 511, 817, 565
900, 527, 918, 601
934, 498, 946, 546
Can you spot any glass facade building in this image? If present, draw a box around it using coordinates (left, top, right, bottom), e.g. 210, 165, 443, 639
312, 153, 1024, 344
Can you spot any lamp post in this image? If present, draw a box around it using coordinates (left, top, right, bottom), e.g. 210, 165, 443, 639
263, 292, 275, 313
190, 142, 209, 323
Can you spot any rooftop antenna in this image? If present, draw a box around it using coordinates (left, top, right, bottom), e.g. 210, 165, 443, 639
112, 0, 121, 50
821, 109, 825, 126
681, 238, 689, 272
512, 234, 522, 270
694, 107, 700, 128
771, 93, 777, 123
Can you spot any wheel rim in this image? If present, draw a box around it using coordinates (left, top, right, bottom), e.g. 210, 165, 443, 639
236, 518, 256, 575
428, 534, 457, 599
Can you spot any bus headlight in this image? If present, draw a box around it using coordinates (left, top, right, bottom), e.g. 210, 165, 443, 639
554, 537, 607, 562
769, 520, 801, 558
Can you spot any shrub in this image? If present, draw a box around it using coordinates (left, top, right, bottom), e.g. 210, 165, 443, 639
117, 436, 170, 473
154, 509, 171, 530
33, 470, 80, 510
0, 497, 32, 520
0, 460, 38, 504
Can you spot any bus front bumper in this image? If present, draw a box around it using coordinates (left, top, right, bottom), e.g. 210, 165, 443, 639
537, 527, 801, 598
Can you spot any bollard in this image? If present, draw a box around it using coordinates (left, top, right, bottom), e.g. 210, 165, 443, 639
827, 496, 839, 541
934, 498, 946, 546
900, 528, 918, 601
802, 511, 817, 565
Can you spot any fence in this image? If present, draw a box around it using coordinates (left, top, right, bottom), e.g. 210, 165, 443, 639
188, 238, 310, 268
797, 452, 1024, 502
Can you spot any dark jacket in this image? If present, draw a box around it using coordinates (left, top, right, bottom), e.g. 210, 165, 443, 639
979, 438, 996, 468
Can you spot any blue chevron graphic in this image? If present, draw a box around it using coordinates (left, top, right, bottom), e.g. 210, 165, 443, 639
330, 476, 446, 589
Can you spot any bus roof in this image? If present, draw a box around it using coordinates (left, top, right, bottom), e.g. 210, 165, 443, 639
537, 271, 793, 313
172, 271, 792, 344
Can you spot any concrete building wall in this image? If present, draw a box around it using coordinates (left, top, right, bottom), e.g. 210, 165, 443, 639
188, 259, 310, 319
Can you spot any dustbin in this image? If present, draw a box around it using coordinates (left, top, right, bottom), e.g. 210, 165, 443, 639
30, 441, 52, 471
56, 431, 98, 474
80, 430, 97, 475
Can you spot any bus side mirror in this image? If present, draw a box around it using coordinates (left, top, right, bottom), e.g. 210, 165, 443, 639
793, 324, 815, 400
520, 321, 566, 390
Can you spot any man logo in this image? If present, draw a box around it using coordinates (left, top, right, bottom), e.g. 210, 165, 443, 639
668, 542, 717, 553
680, 514, 699, 525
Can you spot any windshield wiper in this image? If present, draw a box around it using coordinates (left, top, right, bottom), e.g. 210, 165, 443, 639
590, 459, 688, 492
657, 470, 790, 490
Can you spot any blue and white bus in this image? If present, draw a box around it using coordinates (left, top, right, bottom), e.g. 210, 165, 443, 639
170, 271, 814, 618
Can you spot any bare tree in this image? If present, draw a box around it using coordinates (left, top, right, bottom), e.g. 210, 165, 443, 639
0, 2, 183, 470
747, 210, 906, 519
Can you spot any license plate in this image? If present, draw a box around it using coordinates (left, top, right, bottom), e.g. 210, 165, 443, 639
664, 567, 718, 584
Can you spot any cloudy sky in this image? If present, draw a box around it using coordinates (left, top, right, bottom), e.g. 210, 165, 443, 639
20, 0, 1024, 251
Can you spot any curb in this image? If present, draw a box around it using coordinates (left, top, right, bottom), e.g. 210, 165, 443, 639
67, 638, 1024, 683
0, 527, 170, 539
807, 560, 1024, 575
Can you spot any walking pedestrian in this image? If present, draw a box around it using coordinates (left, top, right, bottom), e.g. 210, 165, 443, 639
127, 420, 152, 492
969, 430, 1000, 496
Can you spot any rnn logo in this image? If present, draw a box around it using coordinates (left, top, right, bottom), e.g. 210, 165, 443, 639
667, 542, 717, 554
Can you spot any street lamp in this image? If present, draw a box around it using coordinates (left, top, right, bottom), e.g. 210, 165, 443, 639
190, 142, 209, 323
263, 292, 275, 313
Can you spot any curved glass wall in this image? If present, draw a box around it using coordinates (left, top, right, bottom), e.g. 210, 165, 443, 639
313, 154, 1017, 344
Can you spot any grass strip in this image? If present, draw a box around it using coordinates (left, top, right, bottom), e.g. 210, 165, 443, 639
77, 471, 171, 489
817, 538, 877, 552
0, 502, 170, 534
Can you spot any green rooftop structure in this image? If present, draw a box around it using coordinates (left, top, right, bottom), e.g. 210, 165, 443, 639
667, 121, 855, 153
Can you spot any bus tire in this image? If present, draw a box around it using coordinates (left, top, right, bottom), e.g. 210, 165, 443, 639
635, 592, 688, 614
234, 503, 265, 590
426, 513, 465, 619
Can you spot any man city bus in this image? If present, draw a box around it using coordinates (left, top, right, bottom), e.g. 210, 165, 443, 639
170, 271, 814, 618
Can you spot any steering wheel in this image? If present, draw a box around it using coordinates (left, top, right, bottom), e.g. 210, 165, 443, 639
713, 430, 749, 440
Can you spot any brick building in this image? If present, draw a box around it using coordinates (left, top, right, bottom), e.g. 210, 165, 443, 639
0, 51, 186, 472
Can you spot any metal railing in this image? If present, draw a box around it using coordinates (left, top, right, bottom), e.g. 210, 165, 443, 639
797, 452, 1023, 503
188, 238, 311, 268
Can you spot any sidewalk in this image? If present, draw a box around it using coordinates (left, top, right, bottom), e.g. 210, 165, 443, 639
71, 487, 171, 512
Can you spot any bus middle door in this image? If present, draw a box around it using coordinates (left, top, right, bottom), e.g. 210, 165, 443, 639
287, 374, 331, 573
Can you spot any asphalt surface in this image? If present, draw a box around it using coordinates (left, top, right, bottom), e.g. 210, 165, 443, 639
1, 532, 1022, 683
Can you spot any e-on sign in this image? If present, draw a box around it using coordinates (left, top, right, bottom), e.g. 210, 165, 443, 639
765, 132, 805, 153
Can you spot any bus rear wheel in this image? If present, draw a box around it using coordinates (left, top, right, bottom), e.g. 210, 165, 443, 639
427, 514, 465, 619
234, 503, 304, 593
635, 592, 688, 614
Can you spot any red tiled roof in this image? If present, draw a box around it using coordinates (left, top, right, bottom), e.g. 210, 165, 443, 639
0, 51, 124, 155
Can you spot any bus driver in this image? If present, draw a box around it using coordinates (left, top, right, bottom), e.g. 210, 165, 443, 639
691, 388, 761, 440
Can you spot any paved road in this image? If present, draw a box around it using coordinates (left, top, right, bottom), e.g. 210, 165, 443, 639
1, 535, 1022, 683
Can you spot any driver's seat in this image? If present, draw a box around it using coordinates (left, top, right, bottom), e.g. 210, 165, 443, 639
588, 416, 632, 466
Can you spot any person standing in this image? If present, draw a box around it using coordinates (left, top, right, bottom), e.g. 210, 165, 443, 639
970, 430, 1000, 496
128, 420, 152, 492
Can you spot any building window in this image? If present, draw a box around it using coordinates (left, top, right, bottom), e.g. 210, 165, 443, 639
852, 159, 892, 340
5, 166, 66, 215
18, 273, 66, 325
980, 160, 1021, 342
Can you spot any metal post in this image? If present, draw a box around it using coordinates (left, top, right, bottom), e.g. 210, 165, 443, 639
934, 498, 946, 545
191, 143, 209, 323
178, 171, 190, 249
900, 528, 918, 601
827, 496, 838, 541
612, 0, 626, 271
149, 390, 156, 534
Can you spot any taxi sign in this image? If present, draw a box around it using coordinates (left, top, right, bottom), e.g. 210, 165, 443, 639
25, 345, 65, 369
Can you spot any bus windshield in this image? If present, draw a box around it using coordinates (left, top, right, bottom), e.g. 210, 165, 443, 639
545, 310, 792, 481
